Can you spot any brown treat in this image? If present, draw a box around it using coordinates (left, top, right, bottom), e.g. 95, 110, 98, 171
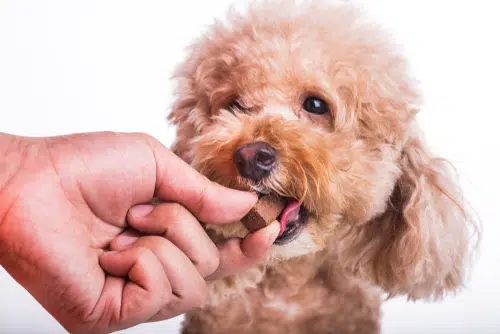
241, 194, 286, 232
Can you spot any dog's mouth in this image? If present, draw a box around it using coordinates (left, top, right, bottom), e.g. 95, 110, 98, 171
274, 197, 309, 245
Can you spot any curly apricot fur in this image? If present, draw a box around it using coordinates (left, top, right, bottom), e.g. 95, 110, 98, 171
168, 1, 479, 333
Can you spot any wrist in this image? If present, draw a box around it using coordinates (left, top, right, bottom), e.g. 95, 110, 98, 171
0, 133, 26, 262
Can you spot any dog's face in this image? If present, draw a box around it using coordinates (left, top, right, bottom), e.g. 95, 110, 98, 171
170, 2, 414, 259
170, 1, 476, 298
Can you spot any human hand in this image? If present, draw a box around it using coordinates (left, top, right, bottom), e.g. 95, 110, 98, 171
0, 132, 280, 333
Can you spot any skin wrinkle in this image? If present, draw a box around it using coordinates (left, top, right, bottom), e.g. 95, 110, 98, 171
43, 139, 85, 218
166, 1, 479, 333
45, 137, 122, 250
84, 276, 122, 332
193, 183, 211, 222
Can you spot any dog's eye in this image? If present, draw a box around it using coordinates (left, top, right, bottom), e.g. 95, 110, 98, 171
227, 100, 244, 111
302, 96, 329, 115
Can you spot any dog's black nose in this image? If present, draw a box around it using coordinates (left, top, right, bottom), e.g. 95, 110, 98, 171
234, 142, 277, 182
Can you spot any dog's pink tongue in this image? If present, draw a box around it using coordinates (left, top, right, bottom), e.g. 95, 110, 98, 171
279, 199, 301, 235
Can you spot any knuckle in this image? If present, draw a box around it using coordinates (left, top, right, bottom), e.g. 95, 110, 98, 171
135, 245, 151, 257
160, 281, 173, 303
167, 202, 189, 223
134, 132, 157, 147
135, 236, 170, 256
194, 183, 210, 217
148, 236, 171, 255
199, 246, 220, 277
134, 246, 155, 265
189, 282, 208, 308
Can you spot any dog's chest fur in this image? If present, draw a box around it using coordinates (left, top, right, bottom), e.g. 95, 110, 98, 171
182, 251, 382, 334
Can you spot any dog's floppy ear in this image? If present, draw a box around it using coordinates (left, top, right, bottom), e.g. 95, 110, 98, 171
168, 85, 201, 164
168, 64, 212, 164
340, 126, 479, 300
168, 45, 231, 163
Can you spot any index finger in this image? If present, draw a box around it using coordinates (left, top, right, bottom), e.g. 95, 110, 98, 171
206, 221, 280, 280
146, 137, 257, 224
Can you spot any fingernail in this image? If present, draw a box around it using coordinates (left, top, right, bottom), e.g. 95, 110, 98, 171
242, 191, 259, 213
250, 192, 259, 204
129, 204, 154, 218
114, 232, 139, 248
266, 221, 281, 245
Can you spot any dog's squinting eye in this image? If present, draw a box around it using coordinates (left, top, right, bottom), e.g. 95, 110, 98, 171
227, 100, 244, 111
302, 96, 330, 115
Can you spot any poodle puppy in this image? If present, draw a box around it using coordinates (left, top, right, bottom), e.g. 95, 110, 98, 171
168, 1, 478, 333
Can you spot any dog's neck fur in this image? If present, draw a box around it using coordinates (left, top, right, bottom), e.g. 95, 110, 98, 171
204, 239, 342, 307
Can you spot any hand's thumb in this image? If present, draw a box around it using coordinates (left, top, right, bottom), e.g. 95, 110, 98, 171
146, 136, 257, 224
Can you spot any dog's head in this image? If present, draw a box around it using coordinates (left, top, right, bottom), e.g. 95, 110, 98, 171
169, 1, 478, 299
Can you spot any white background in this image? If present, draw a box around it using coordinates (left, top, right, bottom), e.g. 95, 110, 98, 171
1, 0, 499, 333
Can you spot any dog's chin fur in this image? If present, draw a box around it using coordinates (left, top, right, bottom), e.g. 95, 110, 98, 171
168, 1, 480, 333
